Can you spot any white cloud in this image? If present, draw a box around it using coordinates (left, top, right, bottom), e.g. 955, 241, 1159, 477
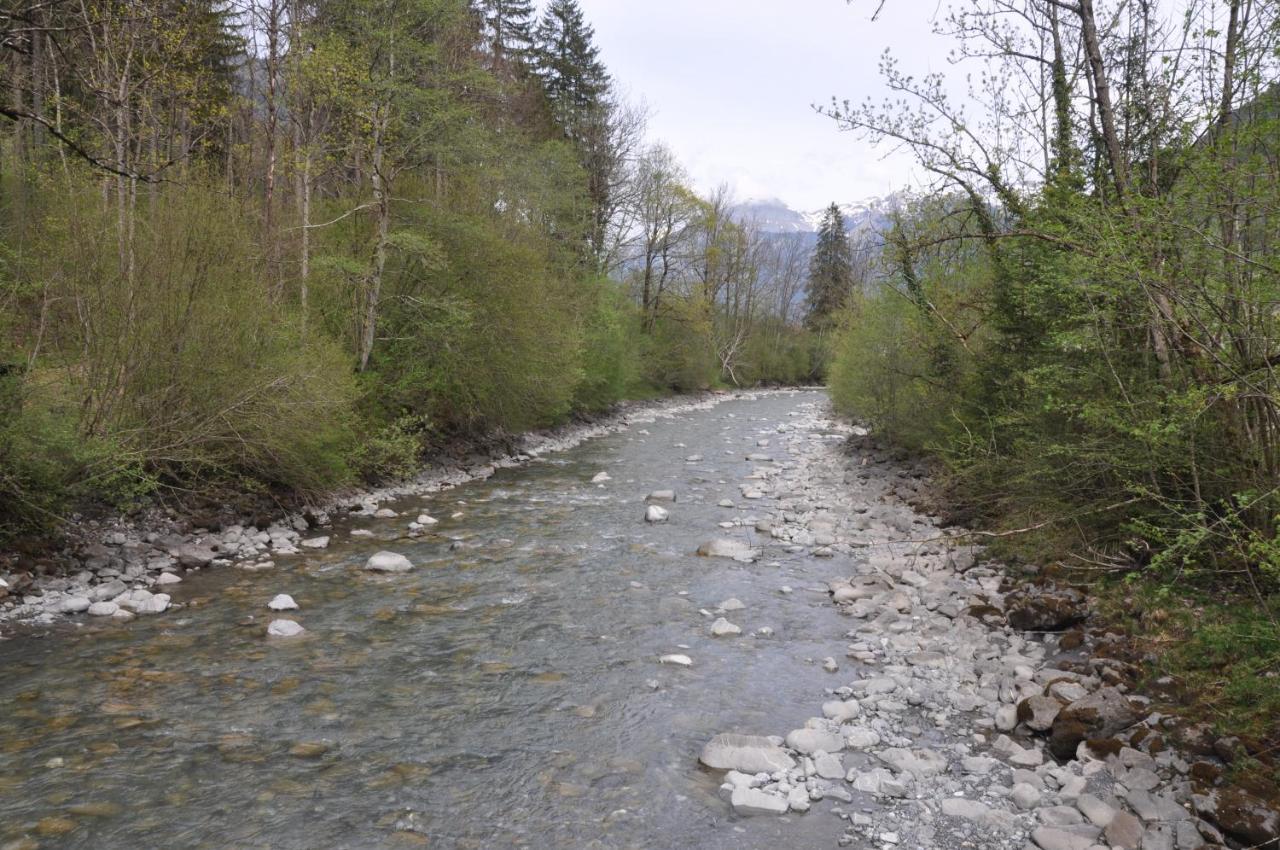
579, 0, 953, 208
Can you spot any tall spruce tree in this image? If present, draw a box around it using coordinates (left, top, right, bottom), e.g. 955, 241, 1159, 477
476, 0, 536, 64
533, 0, 609, 137
804, 203, 855, 331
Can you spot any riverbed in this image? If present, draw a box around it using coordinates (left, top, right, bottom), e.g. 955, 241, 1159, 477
0, 390, 858, 849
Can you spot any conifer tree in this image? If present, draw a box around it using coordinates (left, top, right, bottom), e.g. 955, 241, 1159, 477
804, 203, 854, 331
477, 0, 536, 64
533, 0, 609, 137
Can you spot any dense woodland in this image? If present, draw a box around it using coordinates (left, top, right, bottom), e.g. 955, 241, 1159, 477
0, 0, 816, 540
824, 0, 1280, 745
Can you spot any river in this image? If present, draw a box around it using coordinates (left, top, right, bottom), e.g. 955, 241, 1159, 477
0, 390, 858, 849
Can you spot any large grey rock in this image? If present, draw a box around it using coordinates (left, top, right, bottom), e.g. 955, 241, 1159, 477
1031, 827, 1095, 850
1192, 787, 1279, 847
1076, 793, 1117, 827
59, 596, 91, 614
174, 543, 217, 568
1018, 694, 1064, 731
88, 579, 127, 602
87, 601, 119, 617
1049, 687, 1144, 758
1104, 811, 1143, 849
878, 747, 947, 777
364, 551, 413, 572
729, 787, 788, 816
786, 726, 845, 755
700, 733, 795, 773
696, 539, 759, 562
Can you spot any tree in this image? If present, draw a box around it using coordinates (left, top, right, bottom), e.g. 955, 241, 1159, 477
476, 0, 536, 65
533, 0, 608, 138
804, 203, 854, 331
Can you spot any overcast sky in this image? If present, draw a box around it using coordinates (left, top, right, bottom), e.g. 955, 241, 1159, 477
579, 0, 957, 211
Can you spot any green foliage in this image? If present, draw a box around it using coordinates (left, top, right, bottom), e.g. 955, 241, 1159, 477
0, 180, 357, 536
641, 298, 719, 392
735, 321, 818, 386
351, 414, 432, 482
573, 280, 641, 411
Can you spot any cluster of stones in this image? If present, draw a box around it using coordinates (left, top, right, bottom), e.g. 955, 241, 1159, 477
697, 401, 1278, 850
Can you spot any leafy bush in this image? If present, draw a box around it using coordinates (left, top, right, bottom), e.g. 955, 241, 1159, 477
24, 183, 357, 504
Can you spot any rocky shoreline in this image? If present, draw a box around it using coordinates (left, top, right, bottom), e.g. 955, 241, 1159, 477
694, 401, 1278, 849
0, 389, 759, 633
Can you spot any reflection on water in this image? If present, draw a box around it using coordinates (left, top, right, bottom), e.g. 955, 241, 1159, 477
0, 391, 852, 849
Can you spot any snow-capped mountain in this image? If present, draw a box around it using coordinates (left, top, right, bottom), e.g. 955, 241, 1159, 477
733, 195, 899, 238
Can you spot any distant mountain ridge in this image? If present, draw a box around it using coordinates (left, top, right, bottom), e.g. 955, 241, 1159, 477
732, 195, 900, 238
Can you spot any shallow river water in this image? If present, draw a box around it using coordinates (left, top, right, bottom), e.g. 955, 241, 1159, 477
0, 391, 860, 849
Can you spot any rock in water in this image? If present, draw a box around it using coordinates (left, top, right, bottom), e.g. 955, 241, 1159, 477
700, 733, 796, 773
267, 619, 304, 637
646, 490, 676, 502
658, 653, 693, 666
416, 514, 438, 526
709, 617, 741, 637
591, 472, 610, 483
696, 539, 759, 562
645, 505, 669, 523
729, 787, 789, 816
300, 536, 330, 549
268, 594, 299, 611
364, 551, 413, 572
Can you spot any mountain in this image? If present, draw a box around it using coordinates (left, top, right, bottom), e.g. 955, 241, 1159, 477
733, 195, 899, 239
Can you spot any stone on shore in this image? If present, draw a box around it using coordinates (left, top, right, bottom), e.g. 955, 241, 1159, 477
729, 786, 788, 816
1049, 687, 1144, 758
700, 733, 796, 773
59, 596, 91, 614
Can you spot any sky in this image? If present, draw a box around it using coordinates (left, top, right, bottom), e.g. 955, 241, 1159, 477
578, 0, 959, 211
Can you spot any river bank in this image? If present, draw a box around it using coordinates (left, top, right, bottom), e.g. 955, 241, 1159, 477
0, 390, 753, 633
694, 400, 1280, 849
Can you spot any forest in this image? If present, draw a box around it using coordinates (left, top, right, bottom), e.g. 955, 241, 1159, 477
824, 0, 1280, 751
0, 0, 816, 541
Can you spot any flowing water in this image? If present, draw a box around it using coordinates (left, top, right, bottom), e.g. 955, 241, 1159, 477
0, 391, 857, 849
